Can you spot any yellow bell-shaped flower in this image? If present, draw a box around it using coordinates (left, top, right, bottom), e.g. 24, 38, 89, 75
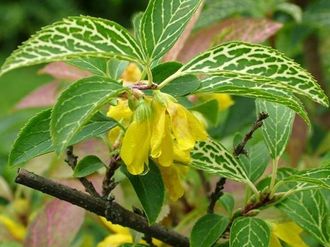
120, 99, 152, 175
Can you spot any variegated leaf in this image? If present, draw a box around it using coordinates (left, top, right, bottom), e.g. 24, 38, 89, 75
256, 99, 295, 158
281, 167, 330, 191
0, 16, 145, 75
278, 190, 330, 245
197, 73, 309, 124
140, 0, 201, 62
230, 217, 271, 247
51, 76, 124, 153
191, 139, 250, 183
180, 42, 328, 107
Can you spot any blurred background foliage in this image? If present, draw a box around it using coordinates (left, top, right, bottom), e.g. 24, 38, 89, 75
0, 0, 329, 246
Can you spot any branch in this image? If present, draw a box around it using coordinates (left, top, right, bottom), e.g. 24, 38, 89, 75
207, 177, 226, 214
234, 112, 269, 157
102, 155, 121, 197
65, 146, 100, 197
207, 113, 269, 214
15, 169, 189, 247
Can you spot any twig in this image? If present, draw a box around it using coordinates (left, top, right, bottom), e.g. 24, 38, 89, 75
65, 146, 100, 197
207, 177, 226, 214
15, 169, 189, 247
234, 112, 269, 157
102, 155, 121, 197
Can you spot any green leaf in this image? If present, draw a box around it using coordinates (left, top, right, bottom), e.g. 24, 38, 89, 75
152, 62, 200, 96
191, 139, 250, 183
239, 141, 270, 182
122, 160, 165, 224
230, 217, 271, 247
51, 76, 124, 153
181, 42, 329, 107
9, 109, 117, 166
278, 190, 330, 245
304, 0, 330, 29
69, 58, 128, 79
281, 167, 330, 191
219, 193, 235, 216
1, 16, 145, 75
190, 100, 219, 125
190, 214, 229, 247
73, 155, 104, 177
140, 0, 202, 62
196, 72, 309, 124
256, 100, 294, 158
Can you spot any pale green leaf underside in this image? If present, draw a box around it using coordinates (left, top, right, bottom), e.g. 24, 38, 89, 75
9, 109, 117, 166
51, 76, 124, 153
1, 16, 145, 75
230, 217, 270, 247
140, 0, 201, 62
191, 139, 250, 183
182, 42, 328, 107
256, 99, 295, 158
278, 190, 329, 245
197, 73, 309, 124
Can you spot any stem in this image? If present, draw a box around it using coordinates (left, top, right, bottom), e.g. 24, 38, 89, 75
245, 180, 260, 200
158, 70, 183, 89
15, 169, 189, 247
146, 66, 153, 86
270, 157, 280, 194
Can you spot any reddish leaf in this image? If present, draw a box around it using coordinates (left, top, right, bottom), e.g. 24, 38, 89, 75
24, 199, 85, 247
162, 2, 204, 62
15, 81, 59, 109
177, 17, 283, 62
39, 62, 91, 81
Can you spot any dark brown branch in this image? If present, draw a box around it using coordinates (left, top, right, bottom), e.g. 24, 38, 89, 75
15, 169, 189, 247
65, 146, 100, 197
234, 112, 269, 157
102, 155, 121, 197
207, 177, 226, 214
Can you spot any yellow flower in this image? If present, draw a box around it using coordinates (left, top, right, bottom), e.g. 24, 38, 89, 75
150, 92, 208, 168
270, 221, 308, 247
121, 63, 142, 83
0, 214, 26, 240
98, 217, 162, 247
120, 99, 152, 175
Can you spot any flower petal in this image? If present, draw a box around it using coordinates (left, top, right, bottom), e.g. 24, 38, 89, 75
120, 121, 150, 175
160, 166, 185, 201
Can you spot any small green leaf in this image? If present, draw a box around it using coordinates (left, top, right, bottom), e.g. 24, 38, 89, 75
152, 62, 200, 96
239, 141, 270, 182
140, 0, 202, 62
182, 41, 329, 107
51, 76, 124, 154
256, 99, 295, 158
230, 217, 271, 247
1, 16, 145, 75
190, 100, 219, 125
122, 160, 165, 224
73, 155, 104, 177
277, 190, 330, 245
70, 58, 128, 79
190, 214, 229, 247
9, 109, 117, 166
219, 193, 235, 216
191, 139, 250, 183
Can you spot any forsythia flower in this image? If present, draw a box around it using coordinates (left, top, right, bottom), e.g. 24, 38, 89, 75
0, 214, 26, 240
121, 63, 142, 83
